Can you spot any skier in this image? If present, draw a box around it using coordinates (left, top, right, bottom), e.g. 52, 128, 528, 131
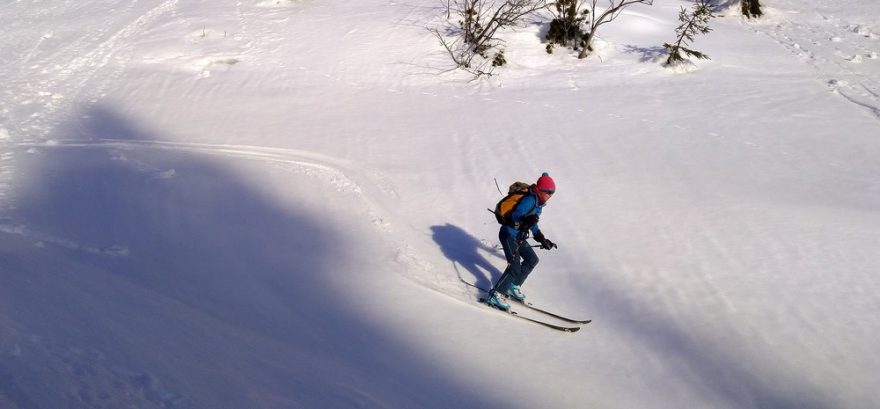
485, 172, 557, 310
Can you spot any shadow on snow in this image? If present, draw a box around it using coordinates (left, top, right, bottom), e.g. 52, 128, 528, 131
0, 106, 498, 409
430, 223, 504, 295
428, 222, 837, 408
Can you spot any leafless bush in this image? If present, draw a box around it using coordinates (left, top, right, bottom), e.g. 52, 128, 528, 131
432, 0, 548, 76
578, 0, 653, 59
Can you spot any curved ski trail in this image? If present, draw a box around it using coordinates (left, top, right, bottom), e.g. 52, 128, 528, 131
746, 6, 880, 119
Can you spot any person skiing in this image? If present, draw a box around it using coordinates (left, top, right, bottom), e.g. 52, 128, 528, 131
485, 172, 557, 310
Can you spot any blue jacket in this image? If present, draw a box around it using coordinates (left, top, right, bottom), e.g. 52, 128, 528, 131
502, 188, 543, 238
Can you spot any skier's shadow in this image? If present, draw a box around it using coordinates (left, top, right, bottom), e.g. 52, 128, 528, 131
430, 224, 503, 293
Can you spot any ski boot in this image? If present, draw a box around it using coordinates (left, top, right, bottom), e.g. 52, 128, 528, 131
506, 284, 525, 302
484, 291, 511, 311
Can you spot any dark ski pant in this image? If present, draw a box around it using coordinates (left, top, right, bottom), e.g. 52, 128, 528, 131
492, 228, 539, 294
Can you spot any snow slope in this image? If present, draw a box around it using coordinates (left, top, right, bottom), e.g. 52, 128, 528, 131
1, 0, 879, 408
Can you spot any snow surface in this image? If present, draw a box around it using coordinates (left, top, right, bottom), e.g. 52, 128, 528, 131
1, 0, 879, 408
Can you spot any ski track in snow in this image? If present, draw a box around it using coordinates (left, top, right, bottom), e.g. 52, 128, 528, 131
7, 138, 452, 305
10, 139, 468, 303
6, 139, 404, 255
747, 7, 880, 120
0, 0, 447, 301
0, 223, 130, 257
1, 0, 180, 139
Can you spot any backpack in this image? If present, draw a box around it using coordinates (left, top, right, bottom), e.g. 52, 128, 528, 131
492, 182, 533, 225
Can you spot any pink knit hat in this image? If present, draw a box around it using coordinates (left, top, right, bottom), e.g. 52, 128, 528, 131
536, 172, 555, 193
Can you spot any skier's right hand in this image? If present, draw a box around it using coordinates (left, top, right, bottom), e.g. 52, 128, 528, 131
540, 238, 557, 250
534, 232, 557, 250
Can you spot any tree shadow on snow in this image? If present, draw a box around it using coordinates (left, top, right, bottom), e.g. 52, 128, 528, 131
622, 45, 667, 63
0, 106, 501, 409
430, 224, 504, 294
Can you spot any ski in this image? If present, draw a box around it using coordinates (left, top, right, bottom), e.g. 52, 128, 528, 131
467, 283, 592, 325
479, 298, 580, 333
509, 298, 592, 324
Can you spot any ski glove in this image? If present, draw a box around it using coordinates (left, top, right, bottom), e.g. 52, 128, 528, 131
521, 214, 540, 228
534, 232, 557, 250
